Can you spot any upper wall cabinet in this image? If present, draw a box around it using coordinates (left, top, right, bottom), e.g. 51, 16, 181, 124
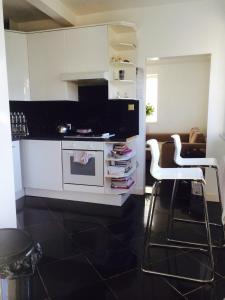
5, 31, 30, 101
5, 23, 137, 101
65, 25, 108, 73
27, 30, 76, 101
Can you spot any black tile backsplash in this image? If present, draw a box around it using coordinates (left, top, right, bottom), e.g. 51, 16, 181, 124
9, 99, 139, 138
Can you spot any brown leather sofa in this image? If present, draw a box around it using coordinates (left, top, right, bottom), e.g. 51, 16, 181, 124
146, 128, 206, 168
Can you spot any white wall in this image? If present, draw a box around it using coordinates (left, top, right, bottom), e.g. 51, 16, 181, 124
74, 0, 225, 198
0, 0, 17, 227
146, 55, 210, 134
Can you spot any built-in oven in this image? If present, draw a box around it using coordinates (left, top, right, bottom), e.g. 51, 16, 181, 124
62, 141, 104, 186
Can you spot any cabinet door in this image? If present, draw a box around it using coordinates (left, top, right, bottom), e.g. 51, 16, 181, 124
12, 141, 23, 193
27, 31, 75, 101
65, 25, 108, 73
21, 140, 63, 191
5, 32, 30, 101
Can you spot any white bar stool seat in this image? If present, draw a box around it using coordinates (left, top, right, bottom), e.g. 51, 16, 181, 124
142, 139, 214, 283
152, 167, 203, 181
171, 134, 218, 168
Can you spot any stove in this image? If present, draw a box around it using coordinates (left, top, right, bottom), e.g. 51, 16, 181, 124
64, 133, 115, 139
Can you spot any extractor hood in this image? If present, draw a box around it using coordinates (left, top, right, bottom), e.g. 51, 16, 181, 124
60, 71, 109, 85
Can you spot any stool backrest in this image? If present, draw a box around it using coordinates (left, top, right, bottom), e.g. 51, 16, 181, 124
171, 134, 182, 164
147, 139, 161, 178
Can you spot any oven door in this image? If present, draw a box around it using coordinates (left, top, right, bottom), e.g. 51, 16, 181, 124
62, 150, 104, 186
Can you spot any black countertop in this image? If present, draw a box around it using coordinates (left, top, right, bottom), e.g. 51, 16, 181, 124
13, 134, 137, 143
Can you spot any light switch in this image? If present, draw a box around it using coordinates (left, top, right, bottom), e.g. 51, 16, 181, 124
128, 104, 135, 111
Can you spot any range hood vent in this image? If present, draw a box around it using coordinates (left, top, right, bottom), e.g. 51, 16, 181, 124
61, 71, 109, 85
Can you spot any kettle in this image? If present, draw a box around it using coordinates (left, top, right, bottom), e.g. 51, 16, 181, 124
57, 124, 71, 134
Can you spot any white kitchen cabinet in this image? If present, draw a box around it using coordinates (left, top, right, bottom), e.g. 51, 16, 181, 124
65, 25, 108, 73
12, 141, 24, 199
27, 30, 76, 101
21, 140, 63, 191
5, 31, 30, 101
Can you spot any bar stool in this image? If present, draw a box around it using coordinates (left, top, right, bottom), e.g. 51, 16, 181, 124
169, 134, 225, 247
142, 139, 214, 283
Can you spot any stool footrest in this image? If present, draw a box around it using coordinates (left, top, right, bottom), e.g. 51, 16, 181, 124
173, 217, 222, 227
167, 237, 225, 249
141, 267, 214, 283
148, 242, 207, 252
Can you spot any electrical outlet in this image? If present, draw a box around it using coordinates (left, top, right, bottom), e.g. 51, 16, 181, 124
128, 104, 135, 111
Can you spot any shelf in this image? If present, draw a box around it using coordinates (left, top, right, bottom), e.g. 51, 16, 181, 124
104, 136, 138, 144
111, 61, 135, 67
108, 98, 137, 100
111, 42, 136, 51
107, 181, 135, 194
111, 80, 135, 84
105, 164, 137, 178
106, 151, 136, 161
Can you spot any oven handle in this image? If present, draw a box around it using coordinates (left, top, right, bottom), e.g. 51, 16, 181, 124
64, 150, 99, 156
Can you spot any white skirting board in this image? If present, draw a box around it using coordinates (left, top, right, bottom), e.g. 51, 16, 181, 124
205, 193, 219, 202
15, 189, 25, 200
24, 188, 130, 206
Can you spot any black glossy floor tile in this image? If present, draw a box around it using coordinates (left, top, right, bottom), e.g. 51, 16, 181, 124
186, 277, 225, 299
73, 226, 125, 253
143, 248, 213, 283
207, 248, 225, 278
15, 193, 225, 299
165, 273, 221, 297
17, 206, 56, 229
47, 197, 131, 226
107, 219, 145, 244
127, 236, 144, 263
50, 210, 103, 235
24, 221, 81, 265
24, 196, 49, 209
86, 248, 138, 279
50, 282, 117, 300
38, 254, 101, 299
107, 269, 185, 300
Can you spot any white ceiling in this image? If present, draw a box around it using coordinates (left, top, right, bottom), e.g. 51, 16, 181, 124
3, 0, 49, 22
62, 0, 200, 15
3, 0, 203, 23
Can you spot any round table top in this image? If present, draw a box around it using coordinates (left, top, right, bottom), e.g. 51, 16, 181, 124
0, 228, 33, 262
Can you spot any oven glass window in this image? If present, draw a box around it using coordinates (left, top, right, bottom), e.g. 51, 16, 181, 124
70, 157, 95, 176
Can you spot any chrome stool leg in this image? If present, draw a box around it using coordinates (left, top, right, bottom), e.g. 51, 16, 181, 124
215, 166, 225, 244
167, 179, 178, 240
142, 180, 214, 283
201, 181, 214, 280
167, 167, 225, 249
144, 181, 160, 246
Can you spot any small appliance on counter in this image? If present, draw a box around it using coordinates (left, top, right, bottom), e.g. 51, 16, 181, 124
57, 123, 72, 134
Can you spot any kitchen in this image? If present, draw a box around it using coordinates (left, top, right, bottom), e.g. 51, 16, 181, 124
1, 1, 225, 299
7, 22, 140, 207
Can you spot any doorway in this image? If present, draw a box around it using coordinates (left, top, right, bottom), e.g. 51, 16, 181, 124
145, 54, 211, 188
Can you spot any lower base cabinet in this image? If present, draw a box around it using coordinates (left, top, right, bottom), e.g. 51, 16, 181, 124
21, 140, 63, 191
12, 141, 23, 198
